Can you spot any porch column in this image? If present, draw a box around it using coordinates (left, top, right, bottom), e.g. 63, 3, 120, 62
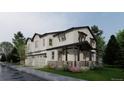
65, 47, 68, 61
77, 46, 80, 61
73, 45, 76, 67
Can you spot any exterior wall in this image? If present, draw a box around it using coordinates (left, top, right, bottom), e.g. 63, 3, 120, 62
47, 50, 58, 62
25, 27, 97, 68
51, 28, 96, 49
72, 28, 96, 49
53, 30, 75, 48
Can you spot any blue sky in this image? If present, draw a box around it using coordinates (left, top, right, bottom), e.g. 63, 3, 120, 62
0, 12, 124, 43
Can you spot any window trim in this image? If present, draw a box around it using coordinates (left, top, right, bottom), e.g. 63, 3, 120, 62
49, 39, 53, 46
90, 38, 95, 46
58, 33, 66, 42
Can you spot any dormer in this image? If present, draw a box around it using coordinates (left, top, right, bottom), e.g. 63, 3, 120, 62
26, 38, 32, 52
31, 33, 41, 49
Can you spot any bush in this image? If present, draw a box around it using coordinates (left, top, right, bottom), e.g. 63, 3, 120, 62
68, 66, 81, 72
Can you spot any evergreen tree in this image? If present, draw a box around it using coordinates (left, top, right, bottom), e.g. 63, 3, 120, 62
104, 35, 120, 65
91, 25, 105, 65
12, 31, 26, 64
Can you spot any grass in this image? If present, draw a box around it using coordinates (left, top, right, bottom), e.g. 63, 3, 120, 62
38, 67, 124, 81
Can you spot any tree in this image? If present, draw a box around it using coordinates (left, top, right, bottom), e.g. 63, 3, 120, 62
9, 47, 20, 63
116, 30, 124, 67
0, 54, 6, 62
104, 35, 120, 65
0, 42, 13, 61
116, 29, 124, 47
91, 25, 103, 36
12, 31, 26, 64
91, 25, 105, 65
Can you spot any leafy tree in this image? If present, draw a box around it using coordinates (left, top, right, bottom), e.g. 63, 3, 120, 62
104, 35, 120, 65
0, 42, 13, 61
12, 31, 26, 64
116, 30, 124, 67
116, 29, 124, 47
91, 25, 105, 65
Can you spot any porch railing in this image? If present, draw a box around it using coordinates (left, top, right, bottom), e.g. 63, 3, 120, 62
48, 61, 96, 68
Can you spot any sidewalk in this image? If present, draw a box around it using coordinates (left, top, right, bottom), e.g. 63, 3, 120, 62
0, 62, 83, 81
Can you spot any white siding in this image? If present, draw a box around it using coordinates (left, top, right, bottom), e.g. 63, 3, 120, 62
25, 27, 97, 68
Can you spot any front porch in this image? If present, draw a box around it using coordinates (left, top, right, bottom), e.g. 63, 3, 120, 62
48, 41, 96, 71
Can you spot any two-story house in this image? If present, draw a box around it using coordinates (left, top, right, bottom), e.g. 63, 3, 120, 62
25, 26, 96, 70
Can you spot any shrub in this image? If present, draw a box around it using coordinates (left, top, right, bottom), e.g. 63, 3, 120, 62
68, 66, 81, 72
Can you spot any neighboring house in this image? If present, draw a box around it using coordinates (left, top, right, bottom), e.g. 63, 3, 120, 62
25, 26, 97, 70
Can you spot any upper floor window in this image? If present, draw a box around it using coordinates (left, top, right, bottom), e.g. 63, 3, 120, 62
90, 38, 95, 46
78, 31, 87, 42
35, 41, 38, 48
43, 39, 45, 47
58, 33, 66, 42
49, 39, 53, 46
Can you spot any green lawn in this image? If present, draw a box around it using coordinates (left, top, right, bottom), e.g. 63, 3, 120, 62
38, 67, 124, 81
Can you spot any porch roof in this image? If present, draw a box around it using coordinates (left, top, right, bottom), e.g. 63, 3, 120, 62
47, 41, 95, 51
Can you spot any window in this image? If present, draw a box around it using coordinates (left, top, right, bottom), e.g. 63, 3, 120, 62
90, 38, 95, 46
35, 41, 38, 48
78, 31, 87, 42
58, 36, 61, 42
49, 39, 53, 46
83, 51, 89, 59
44, 53, 47, 58
58, 33, 66, 42
61, 33, 66, 41
43, 39, 45, 47
89, 52, 95, 61
52, 51, 54, 59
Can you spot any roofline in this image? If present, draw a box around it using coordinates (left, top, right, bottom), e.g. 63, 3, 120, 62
25, 38, 32, 44
26, 26, 97, 44
87, 26, 97, 41
26, 31, 60, 44
53, 26, 89, 37
53, 26, 97, 41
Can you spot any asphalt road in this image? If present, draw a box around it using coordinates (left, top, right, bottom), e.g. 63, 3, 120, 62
0, 64, 47, 81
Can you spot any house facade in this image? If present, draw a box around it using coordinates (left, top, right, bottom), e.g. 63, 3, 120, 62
25, 26, 97, 70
